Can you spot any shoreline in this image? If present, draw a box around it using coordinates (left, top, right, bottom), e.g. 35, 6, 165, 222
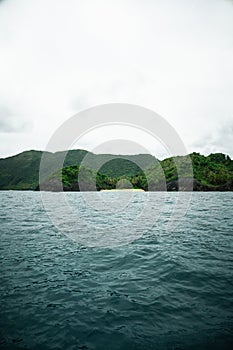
100, 188, 145, 192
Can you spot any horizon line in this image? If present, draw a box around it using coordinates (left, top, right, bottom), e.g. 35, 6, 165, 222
0, 148, 231, 162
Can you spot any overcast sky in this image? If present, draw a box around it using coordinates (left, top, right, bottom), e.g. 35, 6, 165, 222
0, 0, 233, 159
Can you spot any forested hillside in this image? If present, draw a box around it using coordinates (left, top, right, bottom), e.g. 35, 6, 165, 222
0, 150, 156, 190
38, 152, 233, 192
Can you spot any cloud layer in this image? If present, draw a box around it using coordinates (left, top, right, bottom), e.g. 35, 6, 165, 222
0, 0, 233, 158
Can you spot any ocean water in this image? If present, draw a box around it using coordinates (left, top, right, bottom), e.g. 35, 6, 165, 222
0, 191, 233, 350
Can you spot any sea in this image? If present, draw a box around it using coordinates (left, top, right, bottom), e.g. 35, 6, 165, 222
0, 191, 233, 350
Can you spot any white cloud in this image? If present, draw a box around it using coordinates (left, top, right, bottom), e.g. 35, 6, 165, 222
0, 0, 233, 158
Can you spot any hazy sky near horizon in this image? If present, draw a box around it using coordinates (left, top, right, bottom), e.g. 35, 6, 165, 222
0, 0, 233, 159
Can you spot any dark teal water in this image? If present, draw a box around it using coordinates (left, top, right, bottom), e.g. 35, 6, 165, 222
0, 192, 233, 350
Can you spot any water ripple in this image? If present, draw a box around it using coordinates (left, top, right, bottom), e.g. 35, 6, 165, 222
0, 192, 233, 349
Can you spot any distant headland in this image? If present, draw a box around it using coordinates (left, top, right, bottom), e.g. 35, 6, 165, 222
0, 150, 232, 191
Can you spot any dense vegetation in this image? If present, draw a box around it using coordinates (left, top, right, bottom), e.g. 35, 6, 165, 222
41, 152, 233, 191
0, 150, 155, 190
141, 152, 233, 191
0, 150, 43, 190
0, 150, 233, 191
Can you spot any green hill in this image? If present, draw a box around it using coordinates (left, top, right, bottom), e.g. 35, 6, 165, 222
0, 150, 233, 191
38, 152, 233, 192
0, 150, 156, 190
0, 150, 43, 190
137, 152, 233, 191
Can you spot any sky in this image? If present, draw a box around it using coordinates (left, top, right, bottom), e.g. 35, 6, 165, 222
0, 0, 233, 159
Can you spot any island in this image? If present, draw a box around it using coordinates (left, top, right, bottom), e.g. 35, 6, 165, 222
0, 150, 232, 191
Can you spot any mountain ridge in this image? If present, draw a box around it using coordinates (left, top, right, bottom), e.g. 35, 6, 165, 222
0, 150, 233, 191
0, 149, 156, 190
